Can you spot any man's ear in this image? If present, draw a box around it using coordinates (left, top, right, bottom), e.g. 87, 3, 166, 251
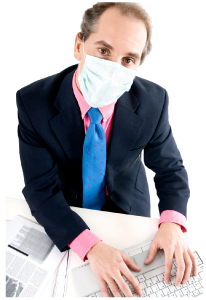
74, 32, 83, 61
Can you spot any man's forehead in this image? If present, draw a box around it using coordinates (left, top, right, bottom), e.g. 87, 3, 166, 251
94, 7, 147, 48
91, 31, 144, 53
97, 32, 142, 48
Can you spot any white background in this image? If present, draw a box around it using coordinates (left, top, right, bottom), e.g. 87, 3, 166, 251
1, 0, 206, 285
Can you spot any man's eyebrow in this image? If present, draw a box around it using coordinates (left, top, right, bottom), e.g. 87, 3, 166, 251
94, 40, 140, 60
94, 40, 114, 50
125, 52, 140, 60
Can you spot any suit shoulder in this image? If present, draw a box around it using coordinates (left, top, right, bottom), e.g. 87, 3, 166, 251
17, 64, 78, 99
133, 76, 166, 96
132, 76, 167, 112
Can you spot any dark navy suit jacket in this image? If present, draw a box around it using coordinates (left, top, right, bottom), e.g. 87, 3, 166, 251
16, 64, 190, 252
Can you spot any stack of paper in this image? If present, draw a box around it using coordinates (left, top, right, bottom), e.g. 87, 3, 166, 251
6, 216, 70, 297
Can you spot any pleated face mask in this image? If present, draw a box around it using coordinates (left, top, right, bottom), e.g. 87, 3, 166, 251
78, 37, 136, 108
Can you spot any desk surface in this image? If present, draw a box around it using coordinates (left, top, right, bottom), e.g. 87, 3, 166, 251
6, 197, 204, 298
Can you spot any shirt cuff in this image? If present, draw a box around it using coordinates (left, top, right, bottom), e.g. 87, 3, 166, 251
68, 229, 102, 262
158, 210, 187, 233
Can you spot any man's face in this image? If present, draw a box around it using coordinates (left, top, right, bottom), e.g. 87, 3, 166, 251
74, 7, 147, 91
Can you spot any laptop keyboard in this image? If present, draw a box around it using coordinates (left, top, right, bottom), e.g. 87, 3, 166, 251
87, 251, 204, 297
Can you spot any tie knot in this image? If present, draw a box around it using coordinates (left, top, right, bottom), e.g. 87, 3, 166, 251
87, 107, 103, 124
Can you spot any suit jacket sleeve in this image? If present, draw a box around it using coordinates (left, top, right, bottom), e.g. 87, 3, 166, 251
143, 89, 190, 217
16, 90, 90, 252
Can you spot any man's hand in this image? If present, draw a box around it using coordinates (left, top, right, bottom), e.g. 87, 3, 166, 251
86, 240, 142, 297
144, 222, 198, 286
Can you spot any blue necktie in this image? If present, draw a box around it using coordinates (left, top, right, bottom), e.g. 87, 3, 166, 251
82, 107, 106, 210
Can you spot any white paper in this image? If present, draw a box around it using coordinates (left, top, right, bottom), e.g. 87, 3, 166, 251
6, 216, 66, 298
40, 249, 70, 297
51, 249, 70, 297
38, 267, 58, 297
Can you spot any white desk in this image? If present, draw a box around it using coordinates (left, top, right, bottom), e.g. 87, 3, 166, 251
6, 197, 204, 298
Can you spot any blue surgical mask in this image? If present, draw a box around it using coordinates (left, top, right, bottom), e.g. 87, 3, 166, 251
78, 37, 136, 108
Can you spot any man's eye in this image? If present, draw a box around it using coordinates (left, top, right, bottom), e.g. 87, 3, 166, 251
124, 58, 133, 65
99, 48, 107, 55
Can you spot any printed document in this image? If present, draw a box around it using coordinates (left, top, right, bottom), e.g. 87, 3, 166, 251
6, 216, 66, 297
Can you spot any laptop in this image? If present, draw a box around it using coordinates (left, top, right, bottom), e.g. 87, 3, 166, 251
71, 238, 204, 297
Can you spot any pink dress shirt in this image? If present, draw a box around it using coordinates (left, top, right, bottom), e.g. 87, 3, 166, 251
68, 69, 187, 262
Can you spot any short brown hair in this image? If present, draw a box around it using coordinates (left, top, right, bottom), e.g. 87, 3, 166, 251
78, 2, 152, 65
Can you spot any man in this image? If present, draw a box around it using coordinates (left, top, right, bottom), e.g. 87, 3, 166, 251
16, 2, 197, 298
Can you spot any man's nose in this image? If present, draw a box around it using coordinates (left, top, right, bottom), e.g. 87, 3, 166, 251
110, 55, 122, 65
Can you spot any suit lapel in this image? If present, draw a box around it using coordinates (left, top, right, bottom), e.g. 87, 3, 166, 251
49, 66, 144, 194
105, 88, 144, 193
106, 89, 143, 169
49, 66, 85, 165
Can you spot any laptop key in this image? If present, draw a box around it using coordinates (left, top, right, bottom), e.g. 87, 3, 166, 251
96, 291, 104, 297
142, 289, 146, 297
198, 264, 204, 272
188, 277, 195, 284
175, 284, 183, 290
157, 273, 164, 282
175, 290, 183, 297
129, 286, 135, 293
156, 290, 165, 297
171, 268, 177, 277
199, 279, 203, 287
164, 281, 172, 287
181, 287, 189, 295
193, 252, 198, 258
193, 274, 200, 282
133, 292, 140, 297
187, 293, 194, 297
149, 293, 158, 297
168, 293, 176, 297
137, 274, 145, 282
151, 284, 159, 293
196, 257, 202, 265
157, 281, 165, 289
145, 279, 153, 287
142, 244, 150, 252
170, 276, 176, 285
151, 276, 159, 285
168, 285, 176, 293
183, 281, 189, 286
193, 289, 200, 296
193, 282, 201, 289
162, 287, 170, 296
145, 287, 153, 295
139, 282, 146, 289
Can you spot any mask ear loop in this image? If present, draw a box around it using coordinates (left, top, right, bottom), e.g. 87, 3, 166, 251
82, 36, 86, 60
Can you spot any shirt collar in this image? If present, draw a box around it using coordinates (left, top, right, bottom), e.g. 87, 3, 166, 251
72, 69, 117, 120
